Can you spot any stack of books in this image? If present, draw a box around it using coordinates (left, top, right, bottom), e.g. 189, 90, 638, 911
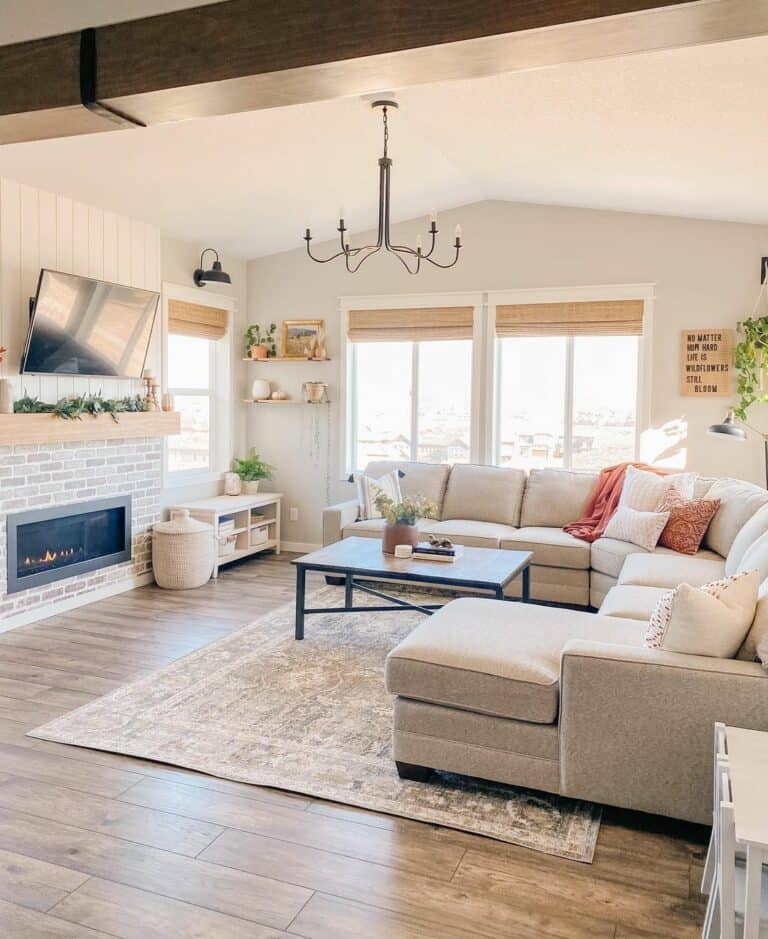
219, 515, 236, 535
412, 542, 463, 563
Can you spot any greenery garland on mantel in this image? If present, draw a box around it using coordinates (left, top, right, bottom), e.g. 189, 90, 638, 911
13, 392, 148, 423
735, 315, 768, 421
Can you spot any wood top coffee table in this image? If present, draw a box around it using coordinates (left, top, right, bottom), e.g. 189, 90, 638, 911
292, 536, 532, 639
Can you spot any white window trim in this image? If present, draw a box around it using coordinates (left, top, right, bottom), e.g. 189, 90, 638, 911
487, 283, 655, 467
338, 291, 483, 479
161, 281, 235, 489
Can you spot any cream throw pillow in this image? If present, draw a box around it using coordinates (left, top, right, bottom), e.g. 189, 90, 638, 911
737, 577, 768, 666
354, 470, 402, 521
619, 465, 696, 512
644, 570, 760, 658
604, 505, 670, 550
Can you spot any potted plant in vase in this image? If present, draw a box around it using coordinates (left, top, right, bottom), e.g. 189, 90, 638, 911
232, 451, 275, 495
375, 492, 437, 555
244, 323, 277, 360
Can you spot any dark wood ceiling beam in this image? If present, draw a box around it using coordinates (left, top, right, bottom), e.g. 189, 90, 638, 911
1, 0, 767, 144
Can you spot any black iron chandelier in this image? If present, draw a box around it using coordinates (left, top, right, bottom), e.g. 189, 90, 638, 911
304, 100, 462, 275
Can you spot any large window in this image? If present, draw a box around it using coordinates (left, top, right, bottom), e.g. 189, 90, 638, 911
352, 339, 473, 469
164, 292, 231, 480
342, 292, 646, 476
496, 334, 639, 470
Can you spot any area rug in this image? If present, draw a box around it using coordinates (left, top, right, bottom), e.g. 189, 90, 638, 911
28, 586, 601, 861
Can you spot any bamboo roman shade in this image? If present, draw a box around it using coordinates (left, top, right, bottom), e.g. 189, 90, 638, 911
348, 306, 474, 343
495, 299, 644, 338
168, 299, 228, 340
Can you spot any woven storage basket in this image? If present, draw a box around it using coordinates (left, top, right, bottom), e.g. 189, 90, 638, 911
152, 509, 215, 589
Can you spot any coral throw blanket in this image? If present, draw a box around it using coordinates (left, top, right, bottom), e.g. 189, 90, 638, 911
563, 462, 668, 543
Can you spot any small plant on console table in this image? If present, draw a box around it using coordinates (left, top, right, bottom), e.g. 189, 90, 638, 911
245, 323, 277, 360
232, 450, 275, 495
375, 492, 437, 555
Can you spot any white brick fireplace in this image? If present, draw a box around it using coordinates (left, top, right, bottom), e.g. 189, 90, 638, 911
0, 436, 162, 630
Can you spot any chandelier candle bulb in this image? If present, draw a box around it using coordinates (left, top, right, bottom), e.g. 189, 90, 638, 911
455, 224, 462, 242
416, 234, 423, 252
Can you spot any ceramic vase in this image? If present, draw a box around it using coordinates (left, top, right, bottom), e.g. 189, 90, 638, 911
382, 522, 419, 555
251, 378, 272, 401
224, 472, 242, 496
0, 379, 13, 415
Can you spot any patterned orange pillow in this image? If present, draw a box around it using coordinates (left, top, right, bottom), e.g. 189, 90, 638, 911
657, 491, 721, 555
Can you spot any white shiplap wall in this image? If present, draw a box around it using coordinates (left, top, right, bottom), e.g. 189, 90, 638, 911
0, 177, 161, 403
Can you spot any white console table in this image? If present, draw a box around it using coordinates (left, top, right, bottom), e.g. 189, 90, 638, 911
171, 492, 282, 578
726, 726, 768, 939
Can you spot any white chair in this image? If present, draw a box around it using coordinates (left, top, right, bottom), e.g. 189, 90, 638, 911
703, 763, 768, 939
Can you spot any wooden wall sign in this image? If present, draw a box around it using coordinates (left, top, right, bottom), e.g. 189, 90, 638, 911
680, 328, 734, 396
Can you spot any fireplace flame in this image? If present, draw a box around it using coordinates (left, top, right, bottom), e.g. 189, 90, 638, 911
23, 547, 77, 567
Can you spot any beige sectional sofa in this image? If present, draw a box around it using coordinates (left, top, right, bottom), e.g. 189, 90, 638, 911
323, 461, 764, 608
324, 461, 768, 823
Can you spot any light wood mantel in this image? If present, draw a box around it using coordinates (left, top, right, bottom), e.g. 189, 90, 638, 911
0, 411, 180, 446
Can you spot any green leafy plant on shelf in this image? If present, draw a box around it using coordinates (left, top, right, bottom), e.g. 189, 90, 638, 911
244, 323, 277, 357
14, 392, 147, 422
374, 492, 436, 526
734, 315, 768, 420
232, 450, 275, 482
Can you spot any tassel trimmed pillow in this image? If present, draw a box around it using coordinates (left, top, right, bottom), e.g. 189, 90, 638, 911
644, 570, 760, 658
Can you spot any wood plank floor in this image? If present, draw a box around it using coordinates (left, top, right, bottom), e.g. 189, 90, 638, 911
0, 553, 708, 938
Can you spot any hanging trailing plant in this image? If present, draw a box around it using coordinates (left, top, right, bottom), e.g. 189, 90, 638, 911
734, 315, 768, 420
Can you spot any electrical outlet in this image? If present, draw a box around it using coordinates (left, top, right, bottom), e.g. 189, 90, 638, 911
289, 507, 299, 522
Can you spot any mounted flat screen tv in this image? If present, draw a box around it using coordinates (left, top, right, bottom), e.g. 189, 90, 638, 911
20, 269, 159, 379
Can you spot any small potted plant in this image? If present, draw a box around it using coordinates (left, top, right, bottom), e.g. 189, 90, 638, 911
245, 323, 277, 360
375, 492, 436, 555
232, 450, 275, 495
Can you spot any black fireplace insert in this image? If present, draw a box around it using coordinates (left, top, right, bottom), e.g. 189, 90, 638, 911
6, 496, 131, 594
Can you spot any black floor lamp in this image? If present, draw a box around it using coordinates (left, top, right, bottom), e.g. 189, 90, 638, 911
708, 409, 768, 489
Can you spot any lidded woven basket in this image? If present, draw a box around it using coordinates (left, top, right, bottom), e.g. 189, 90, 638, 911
152, 509, 215, 589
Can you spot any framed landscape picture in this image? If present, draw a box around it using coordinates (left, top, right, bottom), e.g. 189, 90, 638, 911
281, 319, 324, 358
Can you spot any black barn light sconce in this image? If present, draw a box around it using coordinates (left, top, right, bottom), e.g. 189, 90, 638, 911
194, 248, 232, 288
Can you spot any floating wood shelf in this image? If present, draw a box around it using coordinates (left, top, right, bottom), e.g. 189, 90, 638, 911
0, 411, 181, 446
240, 399, 330, 405
241, 357, 331, 362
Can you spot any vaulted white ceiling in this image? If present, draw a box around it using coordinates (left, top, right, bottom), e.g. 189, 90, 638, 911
0, 34, 766, 259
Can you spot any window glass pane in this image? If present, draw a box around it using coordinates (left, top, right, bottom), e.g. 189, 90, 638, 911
498, 337, 566, 469
572, 335, 638, 470
354, 342, 413, 468
417, 340, 472, 464
168, 333, 210, 389
168, 394, 210, 472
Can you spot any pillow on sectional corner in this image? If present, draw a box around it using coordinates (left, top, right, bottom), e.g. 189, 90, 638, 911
656, 490, 721, 556
603, 505, 670, 551
618, 465, 696, 513
645, 570, 760, 658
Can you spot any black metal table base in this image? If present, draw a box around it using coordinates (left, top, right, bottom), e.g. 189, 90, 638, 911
294, 567, 529, 639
